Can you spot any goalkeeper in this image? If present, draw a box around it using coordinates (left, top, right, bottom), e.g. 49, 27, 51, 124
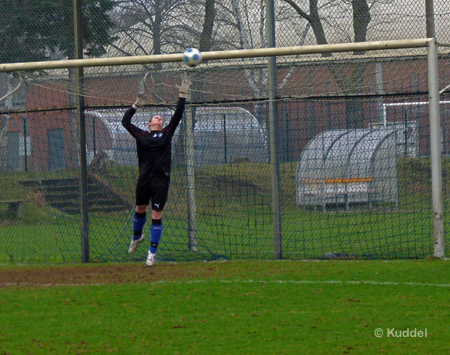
122, 79, 192, 266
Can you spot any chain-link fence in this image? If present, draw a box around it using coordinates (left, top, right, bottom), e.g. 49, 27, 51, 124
0, 0, 449, 263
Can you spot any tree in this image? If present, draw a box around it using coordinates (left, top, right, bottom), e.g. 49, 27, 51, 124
199, 0, 216, 53
281, 0, 372, 128
0, 0, 115, 64
0, 0, 116, 170
229, 0, 269, 132
228, 0, 310, 137
110, 0, 195, 99
0, 2, 47, 64
111, 0, 192, 56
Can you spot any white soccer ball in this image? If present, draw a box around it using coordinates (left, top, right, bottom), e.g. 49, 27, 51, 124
183, 48, 203, 67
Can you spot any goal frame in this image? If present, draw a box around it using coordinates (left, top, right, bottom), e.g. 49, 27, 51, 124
0, 38, 444, 259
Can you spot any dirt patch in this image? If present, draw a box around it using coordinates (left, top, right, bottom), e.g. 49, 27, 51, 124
0, 262, 226, 287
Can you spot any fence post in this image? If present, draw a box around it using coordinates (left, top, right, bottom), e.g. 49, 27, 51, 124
185, 104, 197, 252
74, 0, 90, 263
427, 38, 445, 258
426, 0, 435, 38
266, 0, 282, 259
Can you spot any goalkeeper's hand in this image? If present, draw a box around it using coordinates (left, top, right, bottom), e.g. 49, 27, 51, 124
178, 80, 192, 98
132, 93, 149, 109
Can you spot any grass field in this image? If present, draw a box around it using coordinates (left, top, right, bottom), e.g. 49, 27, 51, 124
0, 157, 448, 262
1, 259, 449, 354
0, 204, 437, 264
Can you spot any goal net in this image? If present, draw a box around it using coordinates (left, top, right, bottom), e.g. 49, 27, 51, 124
0, 39, 448, 263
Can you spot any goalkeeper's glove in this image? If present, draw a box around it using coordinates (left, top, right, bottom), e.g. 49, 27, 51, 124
178, 80, 192, 98
132, 93, 149, 110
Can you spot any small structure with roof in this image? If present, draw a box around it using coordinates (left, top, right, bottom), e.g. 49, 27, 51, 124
296, 128, 399, 211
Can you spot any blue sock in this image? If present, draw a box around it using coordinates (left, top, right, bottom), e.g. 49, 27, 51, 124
150, 219, 163, 254
133, 212, 147, 241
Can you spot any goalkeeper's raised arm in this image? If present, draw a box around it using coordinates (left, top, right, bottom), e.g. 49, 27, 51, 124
164, 80, 193, 134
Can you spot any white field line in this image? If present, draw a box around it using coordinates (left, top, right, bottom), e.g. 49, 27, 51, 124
2, 279, 450, 288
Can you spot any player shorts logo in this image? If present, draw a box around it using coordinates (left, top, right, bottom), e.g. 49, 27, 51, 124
154, 203, 160, 208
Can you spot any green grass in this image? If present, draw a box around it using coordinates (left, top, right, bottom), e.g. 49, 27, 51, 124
0, 197, 439, 263
0, 158, 448, 264
1, 206, 434, 264
1, 260, 449, 354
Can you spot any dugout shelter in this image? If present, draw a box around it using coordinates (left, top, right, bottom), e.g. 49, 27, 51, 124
296, 128, 399, 211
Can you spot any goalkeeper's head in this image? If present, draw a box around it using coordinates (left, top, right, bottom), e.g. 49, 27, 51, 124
149, 115, 164, 131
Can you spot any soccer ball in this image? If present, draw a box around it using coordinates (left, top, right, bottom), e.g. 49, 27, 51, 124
183, 48, 203, 67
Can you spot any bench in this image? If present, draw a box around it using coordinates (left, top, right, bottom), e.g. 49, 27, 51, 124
0, 199, 25, 218
300, 178, 377, 212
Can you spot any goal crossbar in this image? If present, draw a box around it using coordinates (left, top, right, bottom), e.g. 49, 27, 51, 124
0, 38, 433, 73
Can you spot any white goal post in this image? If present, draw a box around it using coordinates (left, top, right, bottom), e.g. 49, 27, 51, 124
427, 38, 445, 258
0, 38, 444, 258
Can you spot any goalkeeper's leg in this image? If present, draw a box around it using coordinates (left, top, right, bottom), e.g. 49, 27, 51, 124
128, 205, 147, 254
146, 210, 163, 267
146, 180, 168, 266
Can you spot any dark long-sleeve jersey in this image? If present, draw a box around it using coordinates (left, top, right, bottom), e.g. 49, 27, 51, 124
121, 97, 186, 180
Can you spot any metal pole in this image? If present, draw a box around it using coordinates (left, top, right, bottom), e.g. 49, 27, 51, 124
223, 114, 227, 164
376, 62, 384, 124
307, 68, 313, 139
22, 116, 28, 172
426, 0, 435, 38
427, 38, 445, 258
266, 0, 282, 259
93, 116, 97, 157
185, 104, 197, 252
404, 111, 408, 157
74, 0, 90, 263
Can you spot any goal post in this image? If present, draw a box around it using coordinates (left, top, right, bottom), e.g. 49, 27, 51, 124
427, 39, 445, 258
0, 38, 446, 262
